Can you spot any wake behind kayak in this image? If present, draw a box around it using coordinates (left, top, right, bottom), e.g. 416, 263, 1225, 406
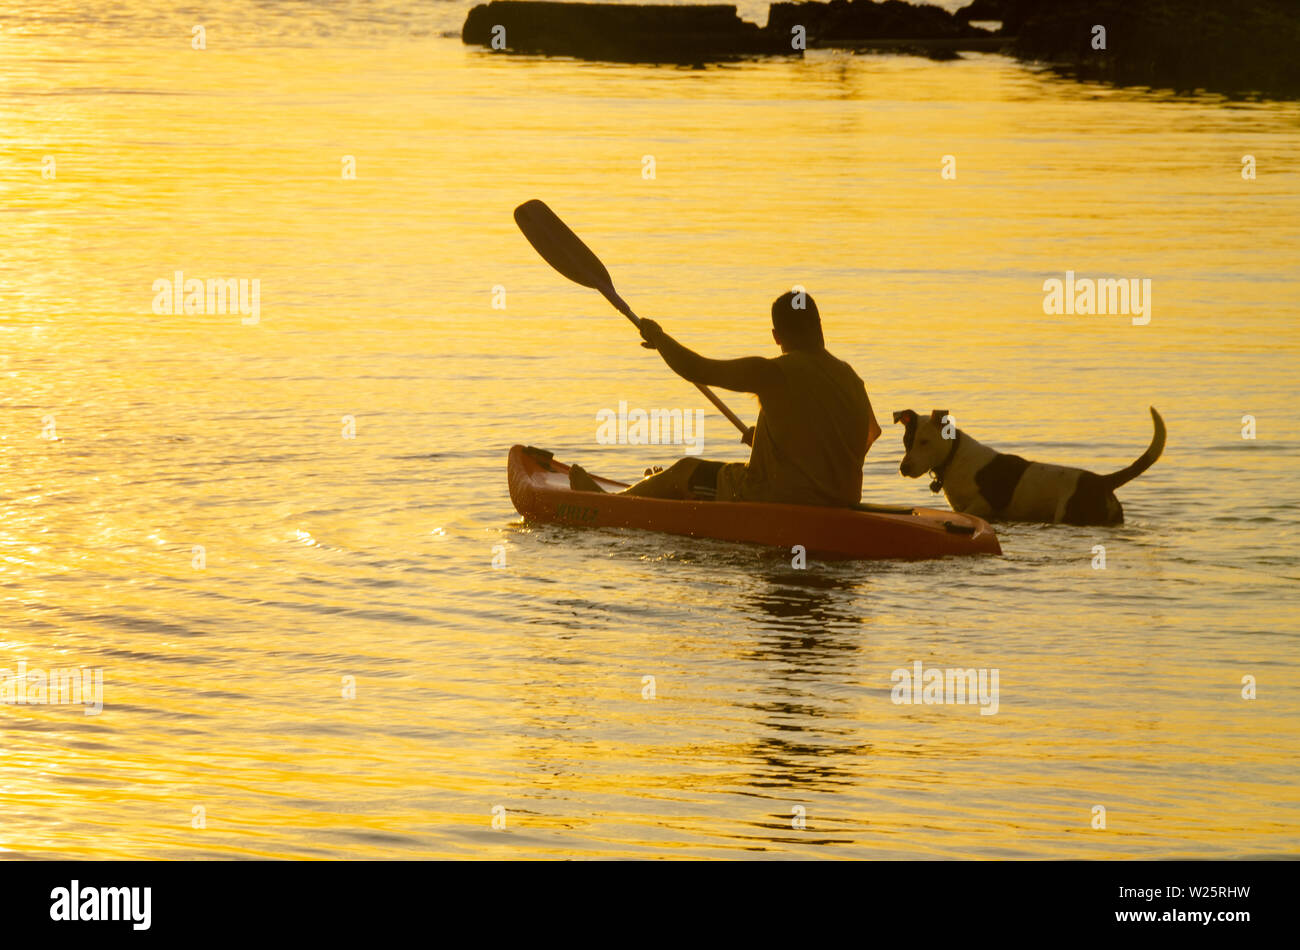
507, 445, 1001, 561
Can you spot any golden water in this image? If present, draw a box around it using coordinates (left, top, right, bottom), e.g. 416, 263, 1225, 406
1, 1, 1297, 857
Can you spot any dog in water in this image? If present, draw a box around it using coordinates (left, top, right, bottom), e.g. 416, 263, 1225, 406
893, 407, 1165, 525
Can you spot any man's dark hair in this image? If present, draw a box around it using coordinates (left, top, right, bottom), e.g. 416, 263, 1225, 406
771, 290, 824, 349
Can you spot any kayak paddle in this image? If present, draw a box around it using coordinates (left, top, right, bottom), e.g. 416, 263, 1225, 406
513, 199, 749, 437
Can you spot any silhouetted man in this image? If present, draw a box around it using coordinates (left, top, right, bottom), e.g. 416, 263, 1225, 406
569, 291, 880, 506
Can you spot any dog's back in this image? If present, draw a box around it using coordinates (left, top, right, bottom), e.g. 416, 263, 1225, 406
982, 458, 1120, 524
995, 408, 1165, 525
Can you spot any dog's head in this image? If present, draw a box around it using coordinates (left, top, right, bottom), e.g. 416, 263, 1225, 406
893, 409, 954, 477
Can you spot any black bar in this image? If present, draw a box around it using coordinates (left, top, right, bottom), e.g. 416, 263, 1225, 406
0, 859, 1284, 937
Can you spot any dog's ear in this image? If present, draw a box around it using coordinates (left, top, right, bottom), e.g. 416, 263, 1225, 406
895, 410, 919, 450
930, 409, 949, 425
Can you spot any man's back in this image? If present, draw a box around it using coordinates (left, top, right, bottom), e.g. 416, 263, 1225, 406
741, 349, 874, 507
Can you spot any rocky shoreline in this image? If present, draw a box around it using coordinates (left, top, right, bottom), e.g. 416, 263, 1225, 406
461, 3, 792, 63
1005, 0, 1300, 99
462, 0, 1300, 98
461, 0, 1005, 64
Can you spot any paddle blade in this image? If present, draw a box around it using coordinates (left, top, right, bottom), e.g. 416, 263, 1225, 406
514, 199, 615, 292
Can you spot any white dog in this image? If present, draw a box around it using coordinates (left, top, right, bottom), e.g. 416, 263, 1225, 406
893, 408, 1165, 525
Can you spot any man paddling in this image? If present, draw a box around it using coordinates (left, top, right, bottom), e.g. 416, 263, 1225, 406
568, 291, 881, 506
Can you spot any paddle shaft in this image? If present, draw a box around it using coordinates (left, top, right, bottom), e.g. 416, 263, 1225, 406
512, 200, 748, 439
596, 284, 749, 435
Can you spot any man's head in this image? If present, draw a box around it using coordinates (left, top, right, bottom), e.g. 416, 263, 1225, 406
771, 290, 825, 351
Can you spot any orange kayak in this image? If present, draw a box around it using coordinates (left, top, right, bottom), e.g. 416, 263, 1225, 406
508, 445, 1001, 560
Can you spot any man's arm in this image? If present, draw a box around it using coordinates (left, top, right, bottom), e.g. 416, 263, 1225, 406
638, 319, 781, 395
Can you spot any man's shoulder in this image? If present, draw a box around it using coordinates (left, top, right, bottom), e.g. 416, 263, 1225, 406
781, 348, 865, 383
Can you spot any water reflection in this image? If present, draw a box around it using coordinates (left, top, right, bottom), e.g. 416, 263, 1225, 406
744, 568, 868, 637
737, 570, 873, 800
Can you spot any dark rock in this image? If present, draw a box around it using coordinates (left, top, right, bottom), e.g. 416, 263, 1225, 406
1012, 0, 1300, 99
767, 0, 990, 41
954, 0, 1008, 24
462, 1, 796, 63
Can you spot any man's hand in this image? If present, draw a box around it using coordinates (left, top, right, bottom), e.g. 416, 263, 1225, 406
741, 426, 756, 446
638, 318, 665, 350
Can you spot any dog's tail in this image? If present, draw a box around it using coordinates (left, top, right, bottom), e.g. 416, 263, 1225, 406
1100, 407, 1166, 492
